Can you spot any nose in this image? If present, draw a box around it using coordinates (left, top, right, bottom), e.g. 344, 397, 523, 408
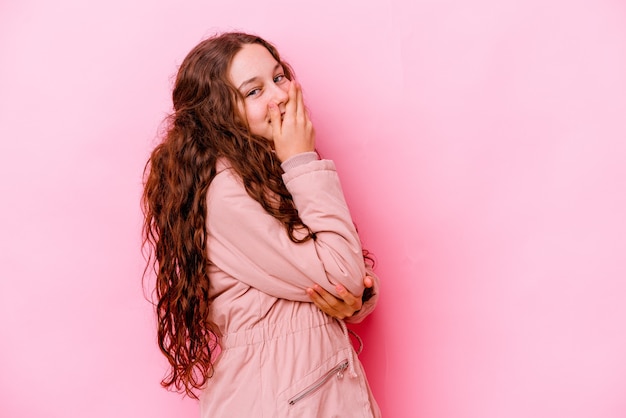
269, 80, 290, 108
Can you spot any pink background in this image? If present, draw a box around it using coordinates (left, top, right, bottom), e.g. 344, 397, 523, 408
1, 0, 625, 417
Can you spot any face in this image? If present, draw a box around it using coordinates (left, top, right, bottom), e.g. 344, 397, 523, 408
228, 43, 290, 140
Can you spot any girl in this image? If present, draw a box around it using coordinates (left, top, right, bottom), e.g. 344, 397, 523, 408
142, 32, 380, 417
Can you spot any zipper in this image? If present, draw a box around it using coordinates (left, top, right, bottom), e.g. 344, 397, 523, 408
288, 360, 349, 406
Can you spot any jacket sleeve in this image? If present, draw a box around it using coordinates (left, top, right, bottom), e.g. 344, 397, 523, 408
205, 159, 366, 302
344, 264, 380, 324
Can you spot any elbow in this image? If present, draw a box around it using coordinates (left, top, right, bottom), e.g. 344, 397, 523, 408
332, 259, 367, 296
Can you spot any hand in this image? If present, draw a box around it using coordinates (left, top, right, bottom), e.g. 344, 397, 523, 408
268, 82, 315, 162
306, 275, 374, 319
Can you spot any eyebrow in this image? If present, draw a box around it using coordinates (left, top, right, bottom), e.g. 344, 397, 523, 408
237, 63, 283, 90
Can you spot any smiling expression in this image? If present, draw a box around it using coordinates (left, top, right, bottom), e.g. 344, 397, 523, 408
228, 43, 291, 140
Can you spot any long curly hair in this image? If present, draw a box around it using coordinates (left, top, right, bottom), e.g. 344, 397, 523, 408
141, 32, 312, 398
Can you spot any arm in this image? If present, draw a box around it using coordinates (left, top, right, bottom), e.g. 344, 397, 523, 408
345, 267, 379, 324
205, 158, 366, 302
307, 265, 380, 324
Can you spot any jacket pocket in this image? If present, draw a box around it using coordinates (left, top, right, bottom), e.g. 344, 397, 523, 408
287, 359, 349, 406
276, 348, 372, 417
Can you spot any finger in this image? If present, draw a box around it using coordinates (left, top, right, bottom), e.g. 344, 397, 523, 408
284, 80, 297, 119
315, 285, 350, 310
268, 102, 282, 134
295, 82, 305, 120
306, 287, 323, 306
336, 284, 362, 312
363, 275, 374, 288
307, 287, 341, 317
312, 285, 353, 318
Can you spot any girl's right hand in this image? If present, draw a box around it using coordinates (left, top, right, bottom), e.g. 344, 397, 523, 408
268, 82, 315, 162
306, 275, 374, 320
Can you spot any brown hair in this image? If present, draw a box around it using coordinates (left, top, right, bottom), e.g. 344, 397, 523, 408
141, 32, 311, 398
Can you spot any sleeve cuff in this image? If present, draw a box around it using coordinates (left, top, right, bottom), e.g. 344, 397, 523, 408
280, 151, 319, 172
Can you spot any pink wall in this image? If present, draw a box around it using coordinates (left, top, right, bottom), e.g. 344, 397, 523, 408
1, 0, 625, 417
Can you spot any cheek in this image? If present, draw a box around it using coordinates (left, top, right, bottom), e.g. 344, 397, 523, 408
281, 80, 291, 93
247, 102, 269, 125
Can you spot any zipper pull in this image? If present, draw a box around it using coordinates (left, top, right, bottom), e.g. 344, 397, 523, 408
336, 362, 348, 379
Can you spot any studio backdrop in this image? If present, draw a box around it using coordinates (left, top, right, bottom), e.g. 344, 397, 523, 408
1, 0, 625, 417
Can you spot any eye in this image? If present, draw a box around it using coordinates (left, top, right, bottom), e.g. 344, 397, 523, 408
245, 88, 261, 98
274, 74, 286, 83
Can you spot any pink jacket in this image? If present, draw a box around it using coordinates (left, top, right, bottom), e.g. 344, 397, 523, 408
200, 153, 380, 417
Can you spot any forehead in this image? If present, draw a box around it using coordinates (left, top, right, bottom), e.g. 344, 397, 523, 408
228, 43, 279, 86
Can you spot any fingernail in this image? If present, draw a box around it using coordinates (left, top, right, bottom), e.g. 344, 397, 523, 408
336, 285, 345, 294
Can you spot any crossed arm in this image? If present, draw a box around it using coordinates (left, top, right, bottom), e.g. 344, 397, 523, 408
307, 271, 379, 323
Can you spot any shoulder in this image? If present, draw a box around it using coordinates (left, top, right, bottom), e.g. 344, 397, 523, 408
215, 157, 234, 177
208, 159, 245, 201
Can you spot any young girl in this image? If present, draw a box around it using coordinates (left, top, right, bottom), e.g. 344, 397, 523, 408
142, 32, 381, 417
